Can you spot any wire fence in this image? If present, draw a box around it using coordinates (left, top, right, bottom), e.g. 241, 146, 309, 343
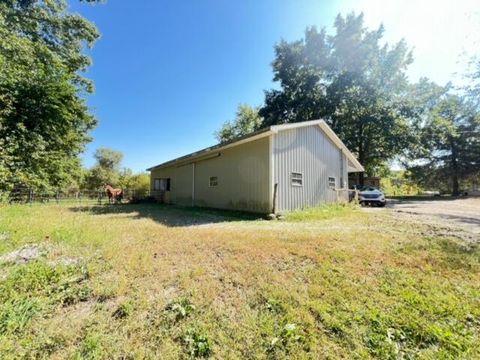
1, 188, 153, 205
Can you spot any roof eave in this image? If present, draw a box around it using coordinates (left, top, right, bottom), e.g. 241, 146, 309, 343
147, 119, 365, 173
316, 121, 364, 173
147, 129, 274, 171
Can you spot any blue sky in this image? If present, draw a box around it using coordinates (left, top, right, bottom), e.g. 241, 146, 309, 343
71, 0, 479, 172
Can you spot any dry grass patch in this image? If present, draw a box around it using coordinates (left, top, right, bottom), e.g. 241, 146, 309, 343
0, 203, 479, 359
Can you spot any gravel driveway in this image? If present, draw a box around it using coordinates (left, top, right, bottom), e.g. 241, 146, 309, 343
365, 197, 480, 240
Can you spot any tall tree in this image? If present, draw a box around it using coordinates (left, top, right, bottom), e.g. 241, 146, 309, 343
83, 148, 150, 196
0, 0, 99, 191
84, 148, 123, 190
215, 104, 263, 143
409, 94, 480, 195
465, 57, 480, 108
259, 13, 414, 180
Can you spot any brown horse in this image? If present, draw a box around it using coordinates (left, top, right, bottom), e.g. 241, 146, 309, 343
104, 184, 123, 203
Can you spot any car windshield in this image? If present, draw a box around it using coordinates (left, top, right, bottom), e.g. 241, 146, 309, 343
359, 186, 378, 192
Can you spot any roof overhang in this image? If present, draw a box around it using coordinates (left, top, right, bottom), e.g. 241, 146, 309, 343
147, 119, 364, 173
317, 121, 364, 172
146, 128, 273, 171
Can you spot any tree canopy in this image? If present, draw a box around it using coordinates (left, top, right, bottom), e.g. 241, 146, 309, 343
0, 0, 99, 191
82, 147, 150, 197
83, 148, 123, 190
258, 13, 414, 177
215, 104, 263, 143
408, 93, 480, 195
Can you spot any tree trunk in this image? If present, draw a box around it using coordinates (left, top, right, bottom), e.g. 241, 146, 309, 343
452, 173, 460, 196
450, 137, 460, 196
358, 122, 365, 187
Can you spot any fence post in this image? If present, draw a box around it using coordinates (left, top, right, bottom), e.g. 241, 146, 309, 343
55, 190, 60, 204
28, 188, 33, 205
271, 183, 278, 214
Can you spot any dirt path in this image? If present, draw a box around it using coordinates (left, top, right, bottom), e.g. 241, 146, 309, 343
365, 198, 480, 240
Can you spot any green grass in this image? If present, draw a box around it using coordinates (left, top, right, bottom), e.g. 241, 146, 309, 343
0, 202, 479, 359
284, 203, 359, 221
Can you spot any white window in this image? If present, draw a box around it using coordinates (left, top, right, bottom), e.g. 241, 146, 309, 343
291, 172, 303, 186
328, 177, 336, 189
209, 176, 218, 187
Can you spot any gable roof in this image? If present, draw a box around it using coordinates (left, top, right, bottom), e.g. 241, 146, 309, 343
147, 119, 364, 172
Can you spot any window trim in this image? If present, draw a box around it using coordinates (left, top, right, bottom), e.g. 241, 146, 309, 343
291, 172, 303, 187
153, 178, 171, 191
328, 176, 336, 189
209, 176, 218, 187
153, 178, 161, 191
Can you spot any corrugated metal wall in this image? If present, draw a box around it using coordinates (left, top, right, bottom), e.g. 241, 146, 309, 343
150, 137, 270, 213
194, 137, 270, 212
273, 125, 347, 212
175, 164, 193, 206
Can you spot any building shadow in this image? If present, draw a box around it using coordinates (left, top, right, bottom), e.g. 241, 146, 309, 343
68, 202, 262, 227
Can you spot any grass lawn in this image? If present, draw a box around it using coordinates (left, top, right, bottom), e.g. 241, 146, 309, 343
0, 203, 479, 359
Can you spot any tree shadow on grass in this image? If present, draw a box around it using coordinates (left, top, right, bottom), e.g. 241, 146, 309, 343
388, 196, 464, 202
68, 203, 263, 227
436, 213, 480, 227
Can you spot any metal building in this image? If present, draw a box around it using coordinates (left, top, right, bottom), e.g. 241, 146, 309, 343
147, 120, 364, 213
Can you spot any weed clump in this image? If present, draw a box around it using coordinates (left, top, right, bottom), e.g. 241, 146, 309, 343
265, 298, 284, 314
164, 297, 196, 323
112, 300, 134, 319
267, 323, 306, 356
182, 328, 211, 358
0, 298, 40, 335
0, 260, 92, 342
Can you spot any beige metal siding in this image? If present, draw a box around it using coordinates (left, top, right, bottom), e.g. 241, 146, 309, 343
273, 125, 347, 212
194, 137, 270, 212
150, 137, 270, 213
175, 164, 194, 206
